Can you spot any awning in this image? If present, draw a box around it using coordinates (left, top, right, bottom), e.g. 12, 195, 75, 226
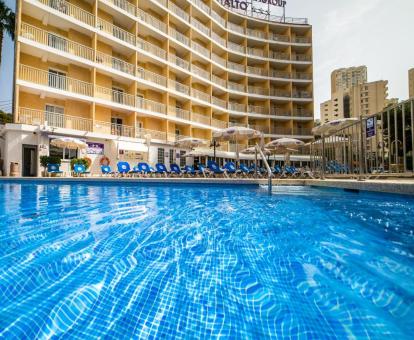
117, 141, 148, 152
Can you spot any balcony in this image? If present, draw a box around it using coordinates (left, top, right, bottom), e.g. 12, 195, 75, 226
269, 70, 291, 79
227, 61, 245, 73
248, 86, 268, 96
18, 107, 93, 131
168, 79, 190, 96
293, 109, 313, 117
169, 27, 190, 46
292, 91, 313, 99
228, 81, 245, 93
247, 66, 268, 77
191, 64, 210, 80
136, 96, 166, 114
37, 0, 95, 27
211, 53, 226, 67
137, 67, 167, 87
18, 107, 134, 137
292, 54, 312, 62
293, 127, 313, 136
168, 2, 189, 22
227, 22, 244, 35
190, 0, 210, 15
20, 65, 93, 97
169, 54, 190, 71
191, 112, 210, 125
248, 105, 268, 115
246, 28, 266, 40
247, 47, 265, 58
269, 127, 291, 135
270, 89, 291, 98
191, 88, 210, 103
211, 74, 226, 88
269, 51, 290, 61
103, 0, 136, 17
292, 72, 312, 80
212, 96, 226, 109
136, 37, 167, 59
227, 41, 245, 54
191, 17, 210, 36
270, 108, 291, 117
168, 106, 191, 120
269, 33, 290, 43
211, 118, 228, 129
137, 8, 167, 33
191, 41, 210, 58
97, 18, 136, 46
136, 127, 167, 140
228, 102, 246, 112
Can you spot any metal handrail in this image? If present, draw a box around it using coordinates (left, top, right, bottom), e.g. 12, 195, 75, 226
255, 143, 273, 193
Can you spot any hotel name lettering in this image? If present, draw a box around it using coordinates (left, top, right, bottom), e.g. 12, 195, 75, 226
221, 0, 286, 11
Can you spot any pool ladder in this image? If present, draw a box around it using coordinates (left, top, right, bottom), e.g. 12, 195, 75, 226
255, 144, 273, 194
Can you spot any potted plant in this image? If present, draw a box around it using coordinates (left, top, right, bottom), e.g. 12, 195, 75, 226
40, 155, 62, 177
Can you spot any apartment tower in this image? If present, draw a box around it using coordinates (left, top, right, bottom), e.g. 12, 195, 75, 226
409, 68, 414, 99
9, 0, 314, 174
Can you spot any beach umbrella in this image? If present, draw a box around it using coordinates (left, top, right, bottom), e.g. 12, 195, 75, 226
312, 118, 359, 136
213, 127, 262, 164
241, 146, 272, 155
175, 137, 208, 149
50, 137, 87, 150
266, 138, 305, 166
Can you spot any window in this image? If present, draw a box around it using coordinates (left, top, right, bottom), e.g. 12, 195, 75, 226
45, 105, 64, 128
48, 69, 66, 90
157, 148, 165, 164
111, 117, 123, 136
180, 151, 186, 167
49, 138, 78, 160
169, 149, 175, 164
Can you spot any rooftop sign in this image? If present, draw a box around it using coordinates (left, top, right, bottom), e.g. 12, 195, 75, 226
220, 0, 287, 18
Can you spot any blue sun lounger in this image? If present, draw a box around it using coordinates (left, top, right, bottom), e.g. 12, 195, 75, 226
170, 164, 183, 176
47, 163, 64, 177
239, 164, 251, 177
223, 162, 238, 177
117, 162, 131, 176
73, 164, 90, 177
208, 161, 227, 177
197, 164, 209, 177
137, 162, 154, 176
101, 165, 114, 176
184, 165, 196, 176
156, 163, 169, 177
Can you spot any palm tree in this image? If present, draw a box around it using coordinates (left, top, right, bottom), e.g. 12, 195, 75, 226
0, 0, 15, 69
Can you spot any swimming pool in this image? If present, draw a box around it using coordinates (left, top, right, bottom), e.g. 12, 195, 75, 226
0, 181, 413, 339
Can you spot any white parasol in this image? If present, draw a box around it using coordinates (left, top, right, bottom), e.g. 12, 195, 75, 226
50, 137, 87, 149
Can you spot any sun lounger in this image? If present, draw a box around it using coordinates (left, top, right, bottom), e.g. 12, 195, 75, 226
73, 164, 90, 177
138, 162, 154, 176
47, 163, 64, 177
101, 165, 114, 176
117, 162, 131, 176
155, 163, 169, 177
170, 164, 183, 176
184, 165, 196, 176
223, 162, 238, 177
208, 161, 227, 177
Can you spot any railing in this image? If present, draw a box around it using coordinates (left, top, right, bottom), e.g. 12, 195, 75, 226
95, 86, 136, 107
211, 10, 225, 27
168, 106, 191, 120
136, 37, 166, 59
248, 85, 268, 96
38, 0, 95, 27
96, 52, 135, 75
227, 41, 245, 54
246, 28, 266, 39
228, 81, 245, 92
270, 89, 291, 98
292, 54, 312, 62
168, 2, 189, 22
248, 105, 268, 115
247, 47, 265, 58
292, 91, 313, 99
137, 8, 167, 33
227, 22, 244, 35
269, 33, 290, 42
18, 107, 93, 131
293, 127, 313, 135
270, 108, 291, 117
293, 109, 313, 117
270, 126, 291, 135
211, 118, 227, 129
192, 112, 210, 125
191, 41, 210, 57
291, 72, 312, 80
211, 74, 226, 88
191, 17, 210, 36
169, 54, 190, 70
97, 18, 136, 46
229, 121, 247, 127
137, 96, 167, 114
293, 36, 311, 44
249, 125, 269, 134
212, 53, 226, 67
211, 31, 226, 47
137, 67, 167, 87
247, 66, 268, 76
228, 102, 246, 112
103, 0, 136, 17
190, 0, 210, 14
136, 127, 167, 140
212, 96, 226, 109
270, 70, 291, 79
21, 23, 95, 62
94, 120, 134, 137
19, 65, 93, 97
229, 143, 246, 152
169, 27, 190, 46
191, 64, 210, 80
191, 88, 210, 103
168, 79, 190, 95
227, 61, 244, 73
269, 51, 290, 61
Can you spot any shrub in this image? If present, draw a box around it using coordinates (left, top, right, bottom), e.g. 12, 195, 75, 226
40, 155, 61, 168
70, 158, 90, 170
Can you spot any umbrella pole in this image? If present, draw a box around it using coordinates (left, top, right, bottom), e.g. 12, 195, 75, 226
213, 140, 216, 162
255, 148, 257, 179
236, 142, 239, 168
322, 137, 326, 180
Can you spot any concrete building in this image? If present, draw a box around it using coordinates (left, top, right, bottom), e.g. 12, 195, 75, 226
322, 66, 388, 123
2, 0, 314, 176
409, 68, 414, 99
331, 66, 367, 93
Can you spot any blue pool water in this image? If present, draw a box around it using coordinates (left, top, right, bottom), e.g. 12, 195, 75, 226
0, 182, 413, 339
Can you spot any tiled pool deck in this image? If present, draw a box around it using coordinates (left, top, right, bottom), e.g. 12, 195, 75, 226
1, 177, 414, 195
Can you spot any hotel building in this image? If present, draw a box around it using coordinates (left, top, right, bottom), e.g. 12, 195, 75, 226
409, 68, 414, 99
2, 0, 314, 176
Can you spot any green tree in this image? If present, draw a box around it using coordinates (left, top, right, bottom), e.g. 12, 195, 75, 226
0, 110, 12, 123
0, 0, 15, 69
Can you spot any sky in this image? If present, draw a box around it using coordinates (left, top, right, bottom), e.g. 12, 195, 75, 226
0, 0, 413, 118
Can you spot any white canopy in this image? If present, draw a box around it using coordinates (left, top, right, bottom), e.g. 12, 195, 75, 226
175, 137, 208, 149
50, 137, 87, 149
213, 126, 261, 142
241, 146, 272, 155
312, 118, 359, 136
266, 138, 305, 150
117, 141, 147, 152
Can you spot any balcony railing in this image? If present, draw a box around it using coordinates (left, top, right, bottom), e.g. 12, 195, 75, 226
269, 70, 291, 79
20, 65, 93, 97
270, 108, 291, 117
103, 0, 136, 17
248, 86, 268, 96
292, 54, 312, 62
212, 53, 226, 67
97, 18, 136, 46
246, 28, 266, 39
270, 89, 291, 98
269, 33, 290, 43
168, 2, 189, 22
211, 74, 226, 88
191, 41, 210, 58
211, 31, 226, 47
136, 37, 167, 60
169, 27, 190, 46
293, 127, 313, 135
227, 41, 245, 54
228, 81, 245, 92
137, 96, 167, 114
168, 106, 191, 120
292, 91, 313, 99
38, 0, 95, 27
137, 8, 167, 33
168, 79, 190, 95
211, 118, 227, 129
293, 109, 313, 117
227, 61, 244, 73
191, 88, 210, 103
227, 22, 244, 35
212, 96, 226, 109
211, 9, 225, 26
191, 64, 210, 80
137, 67, 167, 87
247, 66, 268, 76
191, 112, 210, 125
228, 102, 246, 112
247, 47, 265, 58
248, 105, 268, 115
18, 107, 93, 131
191, 17, 210, 36
136, 127, 167, 140
169, 54, 190, 71
95, 86, 136, 107
95, 121, 134, 138
269, 127, 291, 135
